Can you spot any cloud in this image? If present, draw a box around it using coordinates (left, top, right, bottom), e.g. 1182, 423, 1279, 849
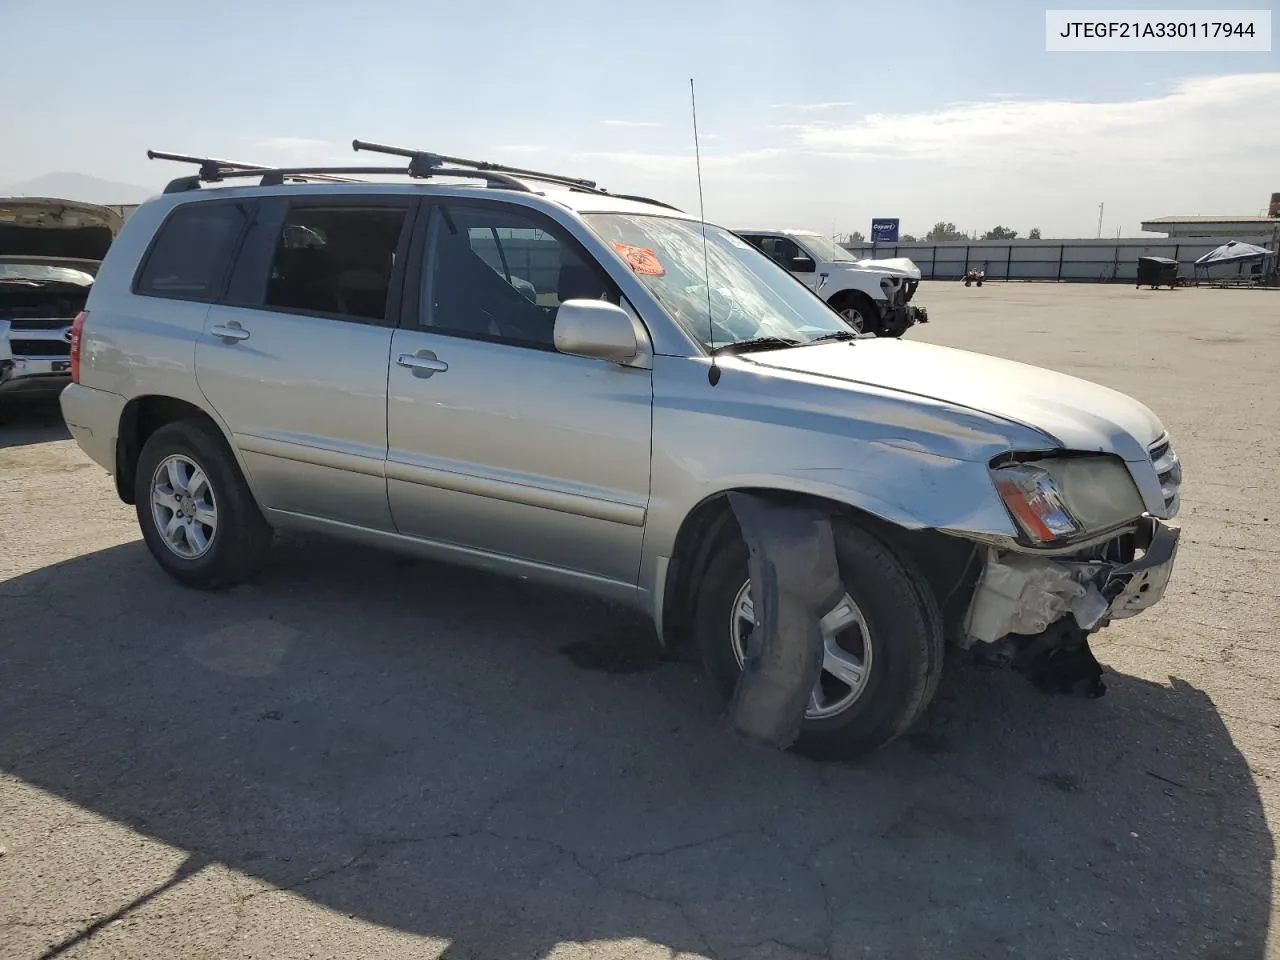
770, 101, 856, 112
760, 72, 1280, 236
600, 120, 662, 128
793, 73, 1280, 167
560, 73, 1279, 238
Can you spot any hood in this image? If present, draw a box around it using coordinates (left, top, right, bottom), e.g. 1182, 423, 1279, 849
0, 197, 123, 263
851, 256, 921, 280
742, 339, 1165, 462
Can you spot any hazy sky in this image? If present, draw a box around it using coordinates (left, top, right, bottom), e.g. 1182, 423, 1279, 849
4, 0, 1277, 237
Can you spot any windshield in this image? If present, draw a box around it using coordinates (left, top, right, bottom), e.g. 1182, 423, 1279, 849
792, 233, 856, 263
584, 214, 856, 351
0, 264, 95, 285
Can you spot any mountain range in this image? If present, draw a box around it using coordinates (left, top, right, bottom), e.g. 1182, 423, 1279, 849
1, 172, 158, 206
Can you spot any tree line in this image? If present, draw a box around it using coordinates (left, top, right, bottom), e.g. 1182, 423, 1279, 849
842, 223, 1043, 243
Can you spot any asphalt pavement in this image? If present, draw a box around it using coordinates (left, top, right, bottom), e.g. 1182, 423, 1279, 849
1, 283, 1276, 959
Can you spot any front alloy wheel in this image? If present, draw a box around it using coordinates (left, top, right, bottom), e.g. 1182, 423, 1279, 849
729, 582, 874, 719
837, 306, 866, 333
693, 518, 945, 759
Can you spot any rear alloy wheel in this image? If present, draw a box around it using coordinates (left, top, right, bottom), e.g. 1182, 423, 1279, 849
150, 454, 218, 560
694, 517, 944, 759
134, 420, 273, 589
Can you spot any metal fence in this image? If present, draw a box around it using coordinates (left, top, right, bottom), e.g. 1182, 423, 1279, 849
840, 233, 1280, 283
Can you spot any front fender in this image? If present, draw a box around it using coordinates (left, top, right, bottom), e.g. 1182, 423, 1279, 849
640, 356, 1035, 623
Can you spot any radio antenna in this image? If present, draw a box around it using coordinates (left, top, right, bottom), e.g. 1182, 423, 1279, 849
690, 78, 720, 386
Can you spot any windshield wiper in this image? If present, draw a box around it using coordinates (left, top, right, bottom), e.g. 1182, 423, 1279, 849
711, 336, 802, 356
803, 331, 857, 345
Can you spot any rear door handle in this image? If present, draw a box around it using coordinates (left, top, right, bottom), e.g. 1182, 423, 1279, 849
210, 323, 250, 342
397, 353, 448, 377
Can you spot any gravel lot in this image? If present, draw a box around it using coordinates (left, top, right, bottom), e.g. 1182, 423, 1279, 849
2, 283, 1276, 960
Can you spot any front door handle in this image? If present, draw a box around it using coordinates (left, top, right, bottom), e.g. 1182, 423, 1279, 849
210, 323, 250, 342
397, 352, 448, 377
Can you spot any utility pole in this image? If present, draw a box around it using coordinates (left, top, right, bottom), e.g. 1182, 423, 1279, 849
1096, 202, 1105, 239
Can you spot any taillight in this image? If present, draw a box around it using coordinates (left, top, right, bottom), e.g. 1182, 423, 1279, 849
70, 310, 88, 383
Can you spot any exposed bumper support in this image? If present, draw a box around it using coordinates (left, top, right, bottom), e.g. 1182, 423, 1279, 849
879, 303, 928, 336
964, 520, 1180, 646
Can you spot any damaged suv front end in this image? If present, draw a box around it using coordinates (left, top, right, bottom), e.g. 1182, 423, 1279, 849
711, 325, 1184, 705
957, 438, 1181, 693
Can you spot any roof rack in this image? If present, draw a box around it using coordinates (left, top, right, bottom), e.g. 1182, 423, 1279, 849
146, 145, 686, 212
148, 148, 534, 194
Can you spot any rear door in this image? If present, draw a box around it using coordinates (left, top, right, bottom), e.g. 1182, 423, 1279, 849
196, 195, 414, 531
384, 199, 653, 587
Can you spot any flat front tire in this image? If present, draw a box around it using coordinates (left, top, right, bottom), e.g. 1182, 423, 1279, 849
694, 516, 944, 759
134, 419, 272, 589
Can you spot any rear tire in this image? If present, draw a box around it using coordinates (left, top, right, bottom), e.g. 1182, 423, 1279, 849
693, 516, 944, 760
134, 419, 273, 589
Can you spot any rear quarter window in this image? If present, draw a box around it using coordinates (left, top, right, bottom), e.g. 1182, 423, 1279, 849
134, 200, 253, 302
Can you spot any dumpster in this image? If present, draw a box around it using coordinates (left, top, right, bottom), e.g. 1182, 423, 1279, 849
1136, 256, 1178, 290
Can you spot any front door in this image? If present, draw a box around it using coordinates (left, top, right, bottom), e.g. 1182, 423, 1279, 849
742, 234, 819, 292
385, 200, 653, 588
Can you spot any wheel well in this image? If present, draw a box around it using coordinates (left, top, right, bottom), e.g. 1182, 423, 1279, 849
662, 490, 980, 648
827, 288, 877, 311
114, 396, 219, 504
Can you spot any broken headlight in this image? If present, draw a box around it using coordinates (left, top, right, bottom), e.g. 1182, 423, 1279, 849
992, 456, 1145, 545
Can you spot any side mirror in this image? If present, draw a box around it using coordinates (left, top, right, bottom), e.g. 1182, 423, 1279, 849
789, 256, 816, 273
553, 299, 640, 363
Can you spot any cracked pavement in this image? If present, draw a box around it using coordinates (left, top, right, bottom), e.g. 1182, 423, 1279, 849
1, 284, 1277, 958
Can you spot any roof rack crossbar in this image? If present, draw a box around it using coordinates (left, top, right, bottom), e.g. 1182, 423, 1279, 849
352, 139, 599, 191
147, 150, 365, 185
248, 165, 531, 191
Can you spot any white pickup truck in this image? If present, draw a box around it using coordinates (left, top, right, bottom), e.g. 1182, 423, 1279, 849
734, 228, 927, 337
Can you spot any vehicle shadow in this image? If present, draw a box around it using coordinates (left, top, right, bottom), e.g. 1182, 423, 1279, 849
1, 537, 1272, 959
0, 397, 70, 449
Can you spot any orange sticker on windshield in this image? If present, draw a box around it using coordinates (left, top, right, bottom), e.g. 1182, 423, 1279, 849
614, 242, 666, 276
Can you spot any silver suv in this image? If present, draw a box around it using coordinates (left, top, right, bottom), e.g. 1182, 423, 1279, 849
60, 143, 1182, 758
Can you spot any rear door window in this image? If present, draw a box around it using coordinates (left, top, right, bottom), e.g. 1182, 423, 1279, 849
135, 200, 252, 301
264, 205, 409, 323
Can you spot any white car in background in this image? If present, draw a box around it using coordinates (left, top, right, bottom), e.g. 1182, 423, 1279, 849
734, 228, 928, 337
0, 198, 123, 409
